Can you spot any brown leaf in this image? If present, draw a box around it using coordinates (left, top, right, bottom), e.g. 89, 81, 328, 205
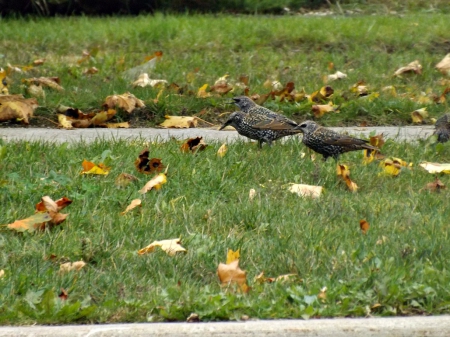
58, 288, 68, 301
115, 172, 138, 187
134, 148, 166, 174
436, 54, 450, 76
217, 260, 249, 293
424, 178, 446, 192
359, 219, 370, 234
36, 196, 72, 212
369, 134, 385, 148
394, 60, 422, 77
23, 77, 64, 91
180, 137, 207, 153
337, 164, 358, 192
83, 67, 98, 75
0, 95, 38, 124
103, 92, 145, 113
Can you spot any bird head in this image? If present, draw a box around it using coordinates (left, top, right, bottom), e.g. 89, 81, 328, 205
232, 96, 255, 112
219, 112, 243, 130
296, 120, 319, 134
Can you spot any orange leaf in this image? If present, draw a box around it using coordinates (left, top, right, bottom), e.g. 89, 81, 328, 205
180, 137, 207, 153
359, 219, 370, 234
80, 159, 110, 175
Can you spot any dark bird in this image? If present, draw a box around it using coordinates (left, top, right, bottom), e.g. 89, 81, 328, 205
219, 111, 297, 148
232, 96, 298, 129
434, 113, 450, 143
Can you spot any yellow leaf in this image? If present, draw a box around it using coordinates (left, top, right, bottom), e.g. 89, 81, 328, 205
103, 92, 145, 113
139, 173, 167, 194
337, 164, 358, 192
436, 54, 450, 76
217, 143, 228, 157
138, 238, 187, 256
0, 96, 38, 125
288, 184, 322, 198
411, 108, 428, 124
59, 261, 86, 273
197, 84, 211, 98
6, 212, 52, 233
311, 101, 338, 118
326, 71, 347, 82
80, 159, 110, 175
217, 260, 249, 293
160, 115, 198, 128
0, 68, 8, 94
57, 114, 74, 129
380, 159, 402, 176
419, 162, 450, 174
226, 249, 240, 264
121, 199, 142, 215
106, 122, 130, 128
27, 83, 45, 98
91, 109, 116, 126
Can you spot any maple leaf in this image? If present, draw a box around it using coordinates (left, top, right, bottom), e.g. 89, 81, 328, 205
160, 115, 198, 128
121, 199, 142, 215
359, 219, 370, 234
217, 143, 228, 158
436, 54, 450, 76
217, 259, 249, 293
0, 95, 38, 124
394, 60, 422, 77
135, 148, 165, 174
59, 261, 86, 273
288, 184, 322, 198
419, 162, 450, 174
115, 173, 138, 188
6, 212, 52, 233
103, 92, 145, 113
139, 173, 167, 194
337, 164, 358, 192
132, 73, 168, 88
180, 137, 207, 153
138, 238, 187, 256
80, 159, 110, 175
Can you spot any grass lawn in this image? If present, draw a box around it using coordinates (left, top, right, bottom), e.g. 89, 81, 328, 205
0, 12, 449, 127
0, 134, 450, 324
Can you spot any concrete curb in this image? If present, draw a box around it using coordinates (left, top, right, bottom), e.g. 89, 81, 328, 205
0, 126, 435, 143
1, 316, 449, 336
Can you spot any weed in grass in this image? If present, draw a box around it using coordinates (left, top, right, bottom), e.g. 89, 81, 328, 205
0, 136, 450, 323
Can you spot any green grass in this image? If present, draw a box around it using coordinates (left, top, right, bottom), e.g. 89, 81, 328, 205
1, 135, 450, 324
0, 13, 449, 127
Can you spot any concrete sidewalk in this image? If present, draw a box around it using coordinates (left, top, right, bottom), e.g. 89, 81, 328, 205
0, 125, 435, 143
0, 316, 449, 336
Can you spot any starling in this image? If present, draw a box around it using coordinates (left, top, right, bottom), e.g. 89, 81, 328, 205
232, 96, 298, 129
434, 113, 450, 143
219, 111, 297, 148
295, 120, 378, 161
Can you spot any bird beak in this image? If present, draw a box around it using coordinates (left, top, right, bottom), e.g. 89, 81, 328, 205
219, 121, 229, 131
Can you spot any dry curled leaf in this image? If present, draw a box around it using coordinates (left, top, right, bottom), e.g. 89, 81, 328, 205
326, 71, 347, 82
394, 60, 422, 77
288, 184, 322, 198
121, 199, 142, 215
103, 92, 145, 113
135, 148, 165, 174
0, 95, 38, 124
139, 173, 167, 194
423, 178, 446, 192
115, 173, 138, 187
80, 159, 110, 175
23, 77, 64, 91
6, 212, 52, 233
59, 261, 86, 273
411, 108, 428, 124
436, 54, 450, 76
180, 137, 207, 153
132, 73, 168, 88
138, 238, 187, 256
312, 102, 338, 118
360, 219, 370, 234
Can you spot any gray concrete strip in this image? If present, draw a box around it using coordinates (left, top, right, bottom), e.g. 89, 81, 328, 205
0, 316, 449, 337
0, 126, 435, 143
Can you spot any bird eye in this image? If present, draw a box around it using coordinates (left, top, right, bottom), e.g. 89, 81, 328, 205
300, 123, 307, 128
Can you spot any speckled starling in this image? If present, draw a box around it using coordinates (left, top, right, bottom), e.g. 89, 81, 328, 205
295, 120, 378, 161
219, 111, 297, 148
434, 113, 450, 143
232, 96, 298, 129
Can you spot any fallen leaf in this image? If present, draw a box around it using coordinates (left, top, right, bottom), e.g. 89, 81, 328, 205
226, 249, 240, 264
249, 188, 256, 201
115, 173, 138, 187
132, 73, 168, 88
380, 158, 404, 176
288, 184, 322, 198
160, 115, 198, 128
337, 164, 358, 192
436, 54, 450, 76
103, 92, 145, 113
210, 75, 233, 94
217, 259, 249, 293
36, 196, 72, 212
309, 85, 334, 103
186, 313, 200, 323
121, 199, 142, 215
394, 60, 422, 76
83, 67, 98, 75
22, 77, 64, 91
27, 84, 45, 98
326, 71, 347, 82
138, 238, 186, 256
312, 101, 338, 118
360, 219, 370, 234
59, 261, 86, 273
0, 95, 38, 124
419, 162, 450, 174
255, 271, 297, 283
91, 109, 116, 126
369, 134, 385, 148
106, 122, 130, 128
0, 68, 8, 94
423, 178, 446, 192
58, 288, 68, 301
0, 270, 4, 278
139, 173, 167, 194
80, 159, 110, 175
6, 212, 52, 233
350, 81, 369, 96
57, 114, 74, 129
197, 84, 211, 98
217, 143, 228, 157
411, 108, 428, 124
135, 148, 165, 174
318, 287, 327, 300
180, 137, 208, 153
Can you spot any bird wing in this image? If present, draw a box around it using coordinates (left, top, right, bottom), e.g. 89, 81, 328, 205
252, 116, 299, 130
319, 129, 369, 146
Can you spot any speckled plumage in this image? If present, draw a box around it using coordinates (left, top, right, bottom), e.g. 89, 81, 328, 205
219, 111, 296, 148
232, 96, 298, 129
434, 113, 450, 143
296, 121, 378, 161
